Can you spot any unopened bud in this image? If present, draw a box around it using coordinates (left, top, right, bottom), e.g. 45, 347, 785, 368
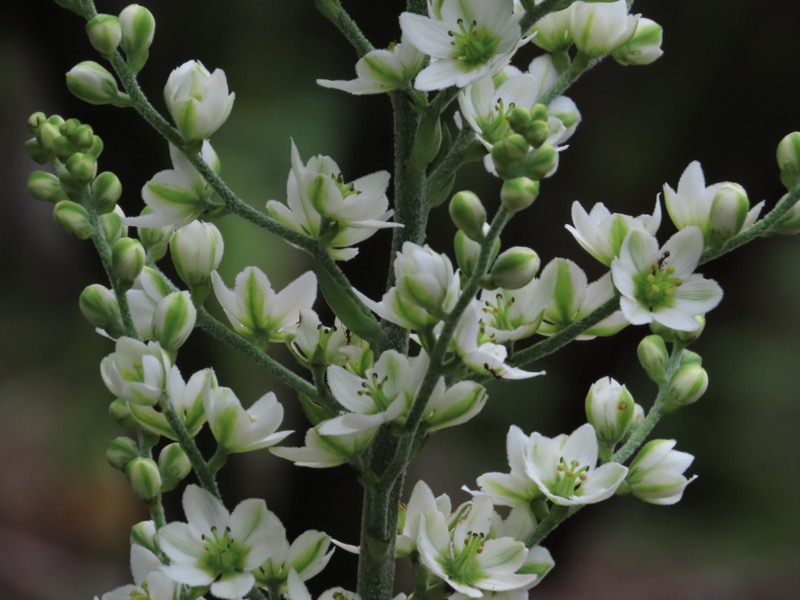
500, 177, 539, 212
708, 183, 749, 247
64, 152, 98, 184
454, 229, 499, 278
27, 112, 47, 134
112, 237, 146, 283
491, 133, 529, 173
153, 291, 197, 351
637, 334, 668, 383
523, 144, 558, 180
506, 106, 532, 134
100, 206, 128, 244
86, 14, 122, 55
158, 443, 191, 492
489, 247, 540, 290
585, 376, 635, 448
108, 399, 139, 429
778, 132, 800, 191
449, 191, 487, 241
650, 315, 705, 344
106, 436, 138, 470
66, 61, 131, 107
170, 221, 224, 287
663, 364, 708, 413
126, 457, 161, 501
28, 171, 67, 203
522, 120, 550, 148
119, 4, 156, 73
53, 200, 92, 239
91, 171, 123, 213
79, 283, 123, 335
25, 137, 51, 164
612, 18, 663, 66
137, 211, 172, 262
130, 521, 159, 554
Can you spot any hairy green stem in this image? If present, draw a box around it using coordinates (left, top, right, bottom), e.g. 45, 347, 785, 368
314, 0, 374, 57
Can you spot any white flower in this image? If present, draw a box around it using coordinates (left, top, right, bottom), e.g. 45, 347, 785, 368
476, 426, 547, 508
126, 267, 177, 339
396, 480, 452, 557
254, 529, 334, 590
454, 303, 543, 379
663, 161, 763, 245
522, 423, 628, 506
164, 60, 235, 141
100, 544, 197, 600
211, 268, 317, 344
317, 34, 426, 95
266, 142, 398, 260
125, 141, 221, 229
569, 0, 638, 57
203, 386, 291, 454
158, 485, 284, 599
100, 337, 172, 406
400, 0, 527, 91
170, 220, 224, 286
611, 227, 723, 331
417, 494, 539, 596
477, 276, 553, 343
624, 439, 697, 505
529, 6, 572, 52
288, 308, 370, 370
537, 258, 628, 339
585, 376, 636, 448
565, 199, 661, 266
271, 422, 377, 468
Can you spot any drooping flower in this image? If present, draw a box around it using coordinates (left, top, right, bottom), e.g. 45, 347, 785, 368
622, 439, 697, 505
317, 34, 426, 95
611, 227, 723, 331
164, 60, 235, 141
266, 142, 399, 260
158, 485, 284, 599
565, 199, 662, 266
400, 0, 528, 91
125, 141, 221, 229
211, 267, 317, 344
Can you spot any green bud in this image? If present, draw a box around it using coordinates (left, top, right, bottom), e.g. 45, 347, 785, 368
27, 112, 47, 134
130, 521, 159, 554
454, 230, 500, 279
585, 376, 636, 448
153, 291, 197, 351
125, 457, 161, 501
506, 106, 532, 134
91, 171, 123, 213
66, 61, 131, 107
637, 334, 668, 383
449, 191, 487, 241
119, 4, 156, 73
108, 399, 139, 429
87, 134, 105, 159
776, 131, 800, 191
489, 247, 540, 290
411, 111, 442, 168
79, 283, 123, 335
137, 213, 172, 261
59, 117, 80, 138
35, 121, 62, 154
491, 133, 530, 172
522, 120, 550, 148
64, 152, 98, 184
51, 136, 78, 161
158, 443, 191, 492
649, 315, 705, 344
100, 206, 128, 244
298, 392, 336, 426
500, 177, 539, 212
612, 18, 664, 66
28, 171, 67, 203
69, 124, 96, 152
170, 221, 224, 288
680, 349, 702, 367
53, 200, 92, 239
708, 183, 749, 247
24, 138, 52, 164
106, 436, 139, 470
663, 364, 708, 413
86, 14, 122, 55
529, 103, 548, 122
111, 237, 146, 283
523, 144, 558, 180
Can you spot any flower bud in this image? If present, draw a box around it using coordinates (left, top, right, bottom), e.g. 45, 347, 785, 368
663, 364, 708, 413
53, 200, 92, 239
25, 137, 51, 164
86, 14, 122, 55
35, 118, 63, 153
506, 105, 532, 134
164, 60, 235, 141
27, 171, 67, 203
119, 4, 156, 73
100, 206, 128, 244
69, 124, 96, 152
153, 291, 197, 351
108, 398, 140, 429
111, 237, 146, 283
170, 220, 224, 287
79, 283, 123, 335
91, 171, 123, 214
454, 230, 482, 278
637, 334, 668, 383
624, 439, 696, 505
449, 191, 487, 241
395, 242, 458, 316
27, 111, 47, 134
530, 7, 572, 52
523, 144, 558, 180
776, 131, 800, 191
569, 0, 637, 57
491, 133, 529, 175
680, 349, 702, 367
158, 443, 191, 492
522, 120, 550, 149
64, 152, 98, 184
585, 376, 635, 447
650, 315, 706, 345
612, 18, 663, 66
66, 61, 131, 107
708, 183, 749, 247
130, 520, 159, 554
137, 211, 172, 261
500, 177, 539, 212
106, 436, 138, 470
489, 247, 540, 290
125, 457, 161, 501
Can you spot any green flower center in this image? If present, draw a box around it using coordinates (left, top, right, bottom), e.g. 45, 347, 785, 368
632, 258, 681, 311
197, 526, 250, 578
476, 100, 513, 144
357, 372, 393, 412
440, 531, 486, 585
551, 458, 589, 498
449, 18, 499, 70
481, 293, 516, 331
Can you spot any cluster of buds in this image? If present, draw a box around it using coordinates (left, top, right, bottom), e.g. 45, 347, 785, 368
490, 102, 560, 183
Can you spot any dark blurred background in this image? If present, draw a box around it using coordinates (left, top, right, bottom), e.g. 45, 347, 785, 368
1, 1, 799, 598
